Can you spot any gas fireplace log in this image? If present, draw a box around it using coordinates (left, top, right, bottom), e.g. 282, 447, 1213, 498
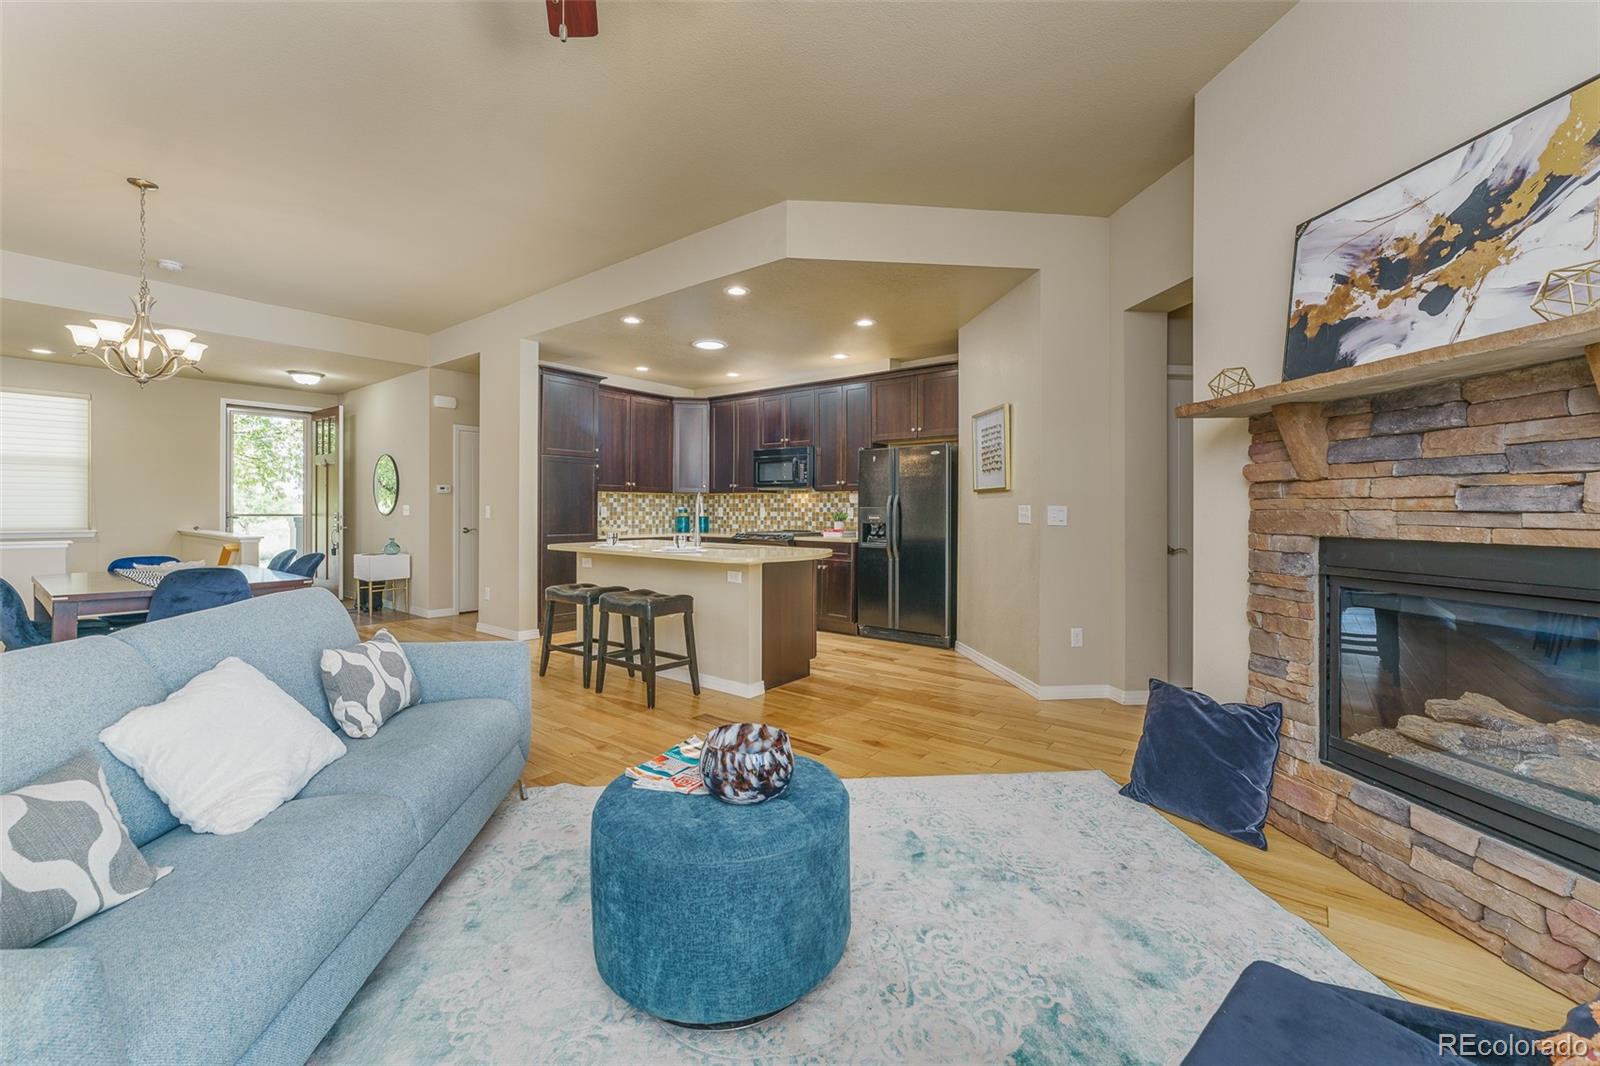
1515, 755, 1600, 796
1396, 716, 1558, 756
1551, 721, 1600, 759
1423, 692, 1541, 733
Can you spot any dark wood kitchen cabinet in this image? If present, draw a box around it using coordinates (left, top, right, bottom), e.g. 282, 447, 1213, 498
540, 369, 600, 458
870, 367, 959, 443
598, 387, 672, 492
815, 543, 856, 634
672, 399, 710, 493
758, 388, 815, 448
710, 396, 761, 492
538, 367, 604, 631
813, 381, 871, 489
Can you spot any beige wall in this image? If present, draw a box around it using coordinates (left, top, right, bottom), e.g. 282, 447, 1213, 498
425, 367, 480, 610
956, 273, 1043, 680
0, 356, 331, 572
1191, 0, 1600, 699
342, 369, 431, 601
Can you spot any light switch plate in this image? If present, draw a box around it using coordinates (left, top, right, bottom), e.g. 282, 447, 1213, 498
1017, 505, 1032, 524
483, 504, 492, 520
1071, 627, 1084, 648
581, 557, 592, 568
727, 570, 743, 584
401, 504, 411, 516
1047, 505, 1068, 526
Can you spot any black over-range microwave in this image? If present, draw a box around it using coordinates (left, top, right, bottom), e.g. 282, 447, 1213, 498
752, 446, 814, 490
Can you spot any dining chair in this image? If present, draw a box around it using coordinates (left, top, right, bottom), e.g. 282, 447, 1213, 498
267, 548, 298, 571
284, 552, 325, 578
145, 568, 253, 623
216, 543, 242, 565
0, 579, 51, 650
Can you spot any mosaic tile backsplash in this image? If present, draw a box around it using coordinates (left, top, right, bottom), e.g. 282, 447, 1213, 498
598, 490, 857, 535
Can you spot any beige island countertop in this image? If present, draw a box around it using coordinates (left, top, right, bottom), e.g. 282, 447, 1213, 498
618, 532, 858, 546
547, 540, 827, 698
552, 541, 831, 565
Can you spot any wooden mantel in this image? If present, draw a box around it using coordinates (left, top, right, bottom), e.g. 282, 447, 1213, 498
1177, 309, 1600, 419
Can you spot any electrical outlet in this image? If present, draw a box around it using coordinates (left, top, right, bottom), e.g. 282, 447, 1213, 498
1071, 627, 1084, 648
727, 570, 743, 584
483, 586, 490, 602
1047, 505, 1068, 526
1017, 504, 1032, 524
581, 556, 592, 568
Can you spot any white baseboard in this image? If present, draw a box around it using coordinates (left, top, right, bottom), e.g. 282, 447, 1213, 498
955, 642, 1147, 706
476, 622, 539, 642
656, 665, 764, 699
406, 606, 457, 619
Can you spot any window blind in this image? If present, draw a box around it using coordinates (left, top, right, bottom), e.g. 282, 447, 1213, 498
0, 390, 90, 532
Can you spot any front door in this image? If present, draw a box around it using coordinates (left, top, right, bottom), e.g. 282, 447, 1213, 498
456, 427, 480, 614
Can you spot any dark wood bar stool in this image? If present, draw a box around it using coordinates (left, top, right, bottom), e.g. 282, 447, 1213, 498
539, 583, 629, 688
594, 589, 700, 709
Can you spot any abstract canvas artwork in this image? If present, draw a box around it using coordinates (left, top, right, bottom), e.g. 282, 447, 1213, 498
1284, 76, 1600, 380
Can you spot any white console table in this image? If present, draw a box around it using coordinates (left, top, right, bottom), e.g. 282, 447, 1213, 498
353, 552, 411, 621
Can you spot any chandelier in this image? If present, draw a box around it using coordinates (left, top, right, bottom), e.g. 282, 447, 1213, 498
65, 178, 206, 386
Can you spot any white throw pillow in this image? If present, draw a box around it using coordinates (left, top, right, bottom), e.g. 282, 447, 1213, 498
99, 657, 346, 835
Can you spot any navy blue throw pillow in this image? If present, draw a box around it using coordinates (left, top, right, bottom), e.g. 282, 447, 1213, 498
1119, 679, 1283, 849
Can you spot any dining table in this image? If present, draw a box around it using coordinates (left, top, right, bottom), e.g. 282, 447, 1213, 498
31, 565, 314, 642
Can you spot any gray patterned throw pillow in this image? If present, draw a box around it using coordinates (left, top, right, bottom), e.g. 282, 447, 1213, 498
319, 628, 421, 738
1, 751, 170, 949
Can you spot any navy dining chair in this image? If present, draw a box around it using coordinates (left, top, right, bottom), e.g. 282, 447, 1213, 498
285, 552, 325, 578
267, 549, 298, 571
102, 555, 182, 629
145, 568, 253, 623
0, 579, 51, 650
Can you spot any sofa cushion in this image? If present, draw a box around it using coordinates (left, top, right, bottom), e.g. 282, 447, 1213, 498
47, 793, 414, 1065
112, 587, 357, 730
0, 636, 177, 845
298, 698, 524, 841
320, 628, 422, 738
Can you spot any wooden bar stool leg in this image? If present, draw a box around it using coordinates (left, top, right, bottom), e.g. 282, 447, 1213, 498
580, 601, 595, 689
622, 616, 636, 678
641, 617, 658, 709
682, 609, 701, 695
538, 597, 556, 677
594, 608, 611, 694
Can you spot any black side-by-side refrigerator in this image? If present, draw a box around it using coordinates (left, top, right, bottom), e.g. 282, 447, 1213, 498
856, 443, 956, 647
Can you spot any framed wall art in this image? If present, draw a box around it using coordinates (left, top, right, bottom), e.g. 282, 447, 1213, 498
972, 403, 1011, 493
1283, 75, 1600, 380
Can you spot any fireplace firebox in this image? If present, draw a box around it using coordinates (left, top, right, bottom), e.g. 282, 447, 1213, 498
1321, 539, 1600, 877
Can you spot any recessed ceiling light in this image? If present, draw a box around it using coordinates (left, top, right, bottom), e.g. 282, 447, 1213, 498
28, 347, 54, 355
724, 285, 749, 297
832, 352, 848, 360
288, 370, 324, 386
634, 366, 649, 372
725, 372, 740, 378
621, 315, 642, 325
854, 318, 875, 328
693, 339, 727, 351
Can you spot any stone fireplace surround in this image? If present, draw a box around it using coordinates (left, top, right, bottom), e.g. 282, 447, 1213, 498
1244, 354, 1600, 1002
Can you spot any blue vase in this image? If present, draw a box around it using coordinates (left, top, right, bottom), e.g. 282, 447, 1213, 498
383, 538, 401, 555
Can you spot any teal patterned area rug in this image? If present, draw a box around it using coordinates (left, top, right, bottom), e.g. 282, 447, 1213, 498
313, 771, 1388, 1065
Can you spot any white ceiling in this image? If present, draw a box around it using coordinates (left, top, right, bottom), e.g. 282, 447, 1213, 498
0, 1, 1288, 334
538, 258, 1030, 389
0, 300, 419, 395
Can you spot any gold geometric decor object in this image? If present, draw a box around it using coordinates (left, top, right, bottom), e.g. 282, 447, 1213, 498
1530, 259, 1600, 321
1208, 366, 1256, 398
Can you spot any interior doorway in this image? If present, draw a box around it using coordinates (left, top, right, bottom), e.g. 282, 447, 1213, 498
454, 425, 480, 614
1165, 305, 1194, 686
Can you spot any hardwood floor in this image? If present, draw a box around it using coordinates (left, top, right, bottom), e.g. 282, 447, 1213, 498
359, 609, 1572, 1029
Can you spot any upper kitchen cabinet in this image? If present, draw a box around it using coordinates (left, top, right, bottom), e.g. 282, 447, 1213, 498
710, 396, 761, 492
598, 387, 673, 492
757, 388, 816, 448
814, 381, 871, 489
672, 400, 711, 494
540, 369, 601, 457
870, 366, 959, 442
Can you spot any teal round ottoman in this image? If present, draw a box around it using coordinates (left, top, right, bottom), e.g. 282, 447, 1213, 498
589, 755, 850, 1027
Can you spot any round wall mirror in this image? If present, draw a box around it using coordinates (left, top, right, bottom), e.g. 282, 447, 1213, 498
373, 454, 399, 515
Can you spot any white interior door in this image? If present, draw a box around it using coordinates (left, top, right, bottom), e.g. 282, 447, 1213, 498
1166, 375, 1194, 686
455, 427, 480, 614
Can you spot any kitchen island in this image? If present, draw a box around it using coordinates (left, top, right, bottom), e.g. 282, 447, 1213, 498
547, 540, 832, 698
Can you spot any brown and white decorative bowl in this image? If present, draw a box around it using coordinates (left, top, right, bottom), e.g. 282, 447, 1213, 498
700, 723, 794, 805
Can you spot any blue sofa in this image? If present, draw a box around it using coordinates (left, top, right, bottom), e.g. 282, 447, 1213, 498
0, 588, 531, 1065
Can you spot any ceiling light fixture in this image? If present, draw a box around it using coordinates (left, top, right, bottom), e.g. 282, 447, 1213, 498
725, 372, 740, 378
157, 258, 184, 272
855, 318, 875, 328
832, 353, 848, 360
621, 315, 642, 325
65, 178, 206, 386
693, 339, 728, 351
724, 285, 749, 297
288, 371, 324, 386
28, 348, 54, 355
634, 366, 650, 372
